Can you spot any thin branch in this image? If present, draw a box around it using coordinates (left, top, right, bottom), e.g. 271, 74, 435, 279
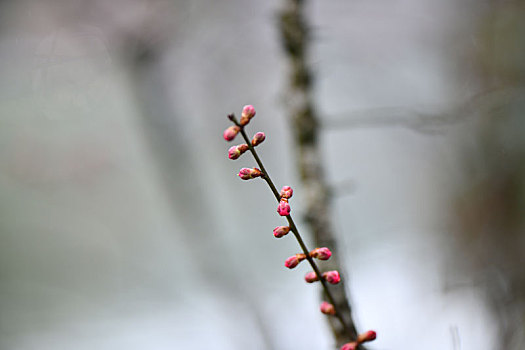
229, 114, 350, 334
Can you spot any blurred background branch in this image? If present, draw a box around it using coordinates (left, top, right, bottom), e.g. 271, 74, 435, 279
278, 0, 360, 346
321, 88, 511, 135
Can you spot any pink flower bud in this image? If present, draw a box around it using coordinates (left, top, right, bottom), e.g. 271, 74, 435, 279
340, 342, 357, 350
238, 168, 262, 180
284, 254, 306, 269
357, 330, 377, 343
223, 126, 240, 141
228, 146, 240, 159
228, 144, 249, 160
277, 199, 291, 216
280, 186, 293, 199
310, 247, 332, 260
273, 226, 290, 238
251, 132, 266, 146
320, 301, 335, 315
340, 330, 376, 350
304, 271, 319, 283
322, 270, 341, 284
240, 105, 256, 126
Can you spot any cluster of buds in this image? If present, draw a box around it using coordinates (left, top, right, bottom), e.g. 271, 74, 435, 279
303, 269, 340, 284
223, 105, 266, 181
223, 105, 376, 349
340, 330, 377, 350
277, 185, 292, 216
276, 189, 341, 312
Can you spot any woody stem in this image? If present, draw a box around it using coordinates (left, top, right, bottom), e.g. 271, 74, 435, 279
230, 114, 350, 336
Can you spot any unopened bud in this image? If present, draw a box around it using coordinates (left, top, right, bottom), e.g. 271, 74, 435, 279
304, 271, 319, 283
273, 226, 290, 238
357, 330, 377, 343
228, 144, 249, 160
322, 270, 341, 284
284, 254, 306, 269
320, 301, 336, 315
238, 168, 262, 180
340, 342, 357, 350
310, 247, 332, 260
240, 105, 256, 126
251, 132, 266, 146
280, 186, 293, 199
223, 126, 240, 141
277, 199, 291, 216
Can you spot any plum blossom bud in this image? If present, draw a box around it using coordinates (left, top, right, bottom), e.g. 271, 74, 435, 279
228, 146, 239, 159
240, 105, 256, 126
273, 226, 290, 238
238, 168, 262, 180
310, 247, 332, 260
304, 271, 319, 283
284, 254, 306, 269
320, 301, 335, 315
223, 126, 240, 141
340, 342, 357, 350
357, 330, 377, 343
251, 132, 266, 146
340, 330, 376, 350
280, 186, 293, 199
242, 105, 256, 119
322, 270, 341, 284
277, 199, 291, 216
228, 144, 249, 160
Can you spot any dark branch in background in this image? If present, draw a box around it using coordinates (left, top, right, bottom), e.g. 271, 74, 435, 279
322, 88, 510, 134
324, 106, 463, 135
278, 0, 361, 346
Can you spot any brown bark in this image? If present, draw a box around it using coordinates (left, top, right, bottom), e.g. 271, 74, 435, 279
279, 0, 361, 346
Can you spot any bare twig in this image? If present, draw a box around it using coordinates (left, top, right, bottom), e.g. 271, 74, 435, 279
229, 114, 350, 334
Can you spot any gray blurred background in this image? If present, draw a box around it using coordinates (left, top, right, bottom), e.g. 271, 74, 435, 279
0, 0, 524, 349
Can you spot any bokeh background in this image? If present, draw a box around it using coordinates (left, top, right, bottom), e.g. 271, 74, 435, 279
1, 0, 524, 349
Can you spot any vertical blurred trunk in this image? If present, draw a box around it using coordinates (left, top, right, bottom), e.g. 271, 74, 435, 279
451, 2, 525, 349
278, 0, 360, 347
